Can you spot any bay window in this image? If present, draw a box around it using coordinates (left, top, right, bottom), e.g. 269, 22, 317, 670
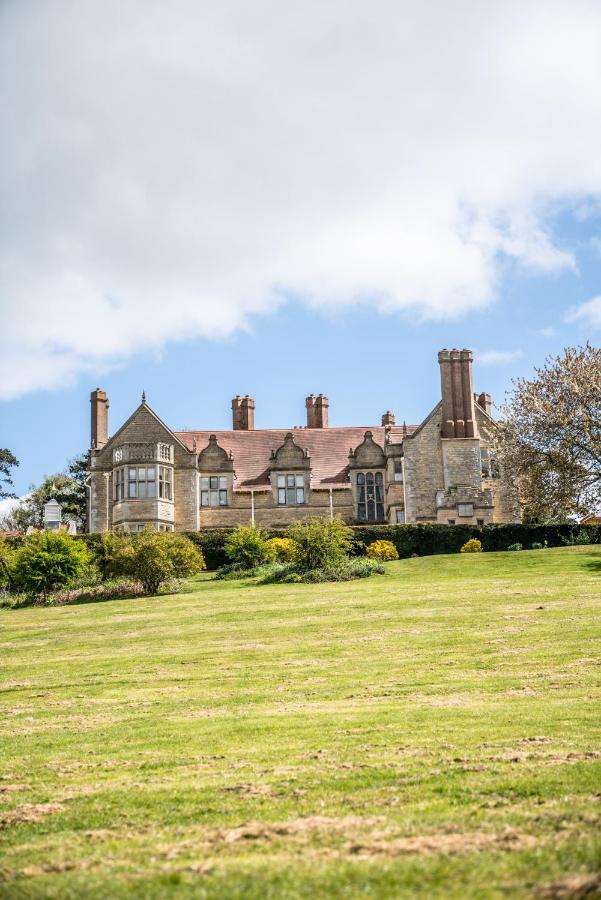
201, 476, 228, 507
277, 473, 305, 505
114, 465, 173, 501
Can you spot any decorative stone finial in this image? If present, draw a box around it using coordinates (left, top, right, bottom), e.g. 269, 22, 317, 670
141, 390, 146, 404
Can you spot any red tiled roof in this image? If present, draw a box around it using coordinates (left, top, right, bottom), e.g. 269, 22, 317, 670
175, 425, 416, 490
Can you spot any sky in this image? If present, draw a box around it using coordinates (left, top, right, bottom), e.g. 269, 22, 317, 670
1, 0, 601, 501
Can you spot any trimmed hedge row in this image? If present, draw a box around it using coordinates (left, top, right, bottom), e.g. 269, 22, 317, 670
186, 522, 601, 569
5, 523, 599, 572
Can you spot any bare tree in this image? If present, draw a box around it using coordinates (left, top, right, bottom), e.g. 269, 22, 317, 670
498, 343, 600, 522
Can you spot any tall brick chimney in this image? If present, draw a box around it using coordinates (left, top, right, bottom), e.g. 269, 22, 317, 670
90, 388, 109, 449
438, 349, 477, 439
306, 394, 329, 428
381, 410, 395, 426
477, 391, 492, 416
232, 395, 255, 430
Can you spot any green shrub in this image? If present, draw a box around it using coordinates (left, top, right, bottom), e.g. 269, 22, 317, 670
507, 543, 523, 551
13, 532, 91, 602
460, 538, 482, 553
288, 517, 353, 573
531, 542, 543, 550
573, 529, 592, 545
300, 557, 385, 583
366, 539, 399, 561
224, 526, 274, 570
266, 537, 297, 562
110, 532, 205, 595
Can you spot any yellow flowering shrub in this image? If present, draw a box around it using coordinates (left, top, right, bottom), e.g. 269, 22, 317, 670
460, 538, 483, 553
366, 540, 399, 561
266, 537, 297, 562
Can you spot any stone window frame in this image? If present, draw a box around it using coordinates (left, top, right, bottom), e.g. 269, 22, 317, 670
480, 446, 500, 478
276, 472, 306, 506
114, 464, 174, 502
355, 470, 385, 522
393, 459, 403, 482
200, 474, 230, 507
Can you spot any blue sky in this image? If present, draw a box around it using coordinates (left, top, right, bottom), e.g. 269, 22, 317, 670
1, 2, 600, 500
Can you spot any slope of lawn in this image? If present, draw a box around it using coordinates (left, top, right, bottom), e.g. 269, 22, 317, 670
0, 546, 600, 899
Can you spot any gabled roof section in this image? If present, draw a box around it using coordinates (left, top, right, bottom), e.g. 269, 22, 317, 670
100, 401, 191, 453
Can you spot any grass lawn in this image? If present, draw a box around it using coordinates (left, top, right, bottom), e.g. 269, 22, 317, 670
0, 546, 600, 899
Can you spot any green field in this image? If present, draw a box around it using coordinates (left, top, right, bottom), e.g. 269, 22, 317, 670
1, 547, 600, 899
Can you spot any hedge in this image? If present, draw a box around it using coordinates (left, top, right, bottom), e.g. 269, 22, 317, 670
4, 523, 599, 571
185, 522, 601, 569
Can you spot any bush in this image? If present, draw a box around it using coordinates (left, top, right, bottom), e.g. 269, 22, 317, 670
460, 538, 482, 553
224, 526, 274, 570
300, 557, 385, 583
13, 532, 91, 602
288, 517, 353, 573
531, 542, 543, 550
507, 543, 523, 551
366, 539, 399, 561
110, 532, 205, 595
573, 529, 593, 545
0, 537, 16, 591
266, 537, 297, 562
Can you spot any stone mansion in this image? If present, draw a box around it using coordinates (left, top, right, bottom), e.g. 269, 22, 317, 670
87, 349, 519, 533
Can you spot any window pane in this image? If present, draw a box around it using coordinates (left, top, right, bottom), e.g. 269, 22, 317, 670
201, 490, 208, 506
138, 481, 147, 499
287, 487, 295, 504
278, 488, 286, 504
201, 477, 209, 490
358, 486, 365, 503
287, 474, 295, 488
296, 487, 304, 504
295, 474, 304, 487
219, 490, 227, 506
366, 472, 374, 486
358, 503, 366, 521
128, 468, 136, 481
210, 476, 218, 490
128, 482, 137, 498
219, 477, 227, 489
375, 484, 383, 502
277, 475, 285, 487
147, 468, 156, 481
357, 472, 365, 485
375, 471, 383, 485
367, 499, 375, 520
376, 502, 384, 520
147, 482, 156, 498
210, 491, 218, 506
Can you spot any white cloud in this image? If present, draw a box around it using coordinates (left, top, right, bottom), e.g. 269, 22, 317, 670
531, 326, 557, 338
566, 295, 601, 328
478, 350, 524, 366
0, 497, 22, 519
2, 1, 601, 398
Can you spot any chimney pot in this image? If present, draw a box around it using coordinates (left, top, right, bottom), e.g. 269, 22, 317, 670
381, 410, 396, 426
306, 393, 329, 428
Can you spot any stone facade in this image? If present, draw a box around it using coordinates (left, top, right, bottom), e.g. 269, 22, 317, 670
87, 349, 519, 532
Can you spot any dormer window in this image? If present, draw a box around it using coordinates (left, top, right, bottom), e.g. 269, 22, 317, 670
277, 473, 305, 505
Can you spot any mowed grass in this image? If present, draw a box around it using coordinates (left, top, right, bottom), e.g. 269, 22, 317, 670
0, 548, 600, 899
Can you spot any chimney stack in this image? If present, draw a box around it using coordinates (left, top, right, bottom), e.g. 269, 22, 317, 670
477, 391, 492, 417
232, 395, 255, 430
306, 394, 329, 428
438, 348, 477, 439
90, 388, 109, 449
381, 410, 395, 426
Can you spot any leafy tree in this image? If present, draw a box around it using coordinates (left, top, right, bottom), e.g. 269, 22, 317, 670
10, 469, 87, 532
224, 526, 274, 570
499, 343, 601, 522
0, 449, 19, 500
0, 537, 16, 591
110, 531, 206, 595
13, 532, 91, 602
287, 516, 353, 573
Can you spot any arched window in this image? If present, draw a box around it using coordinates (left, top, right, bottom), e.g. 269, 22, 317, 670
356, 471, 384, 521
